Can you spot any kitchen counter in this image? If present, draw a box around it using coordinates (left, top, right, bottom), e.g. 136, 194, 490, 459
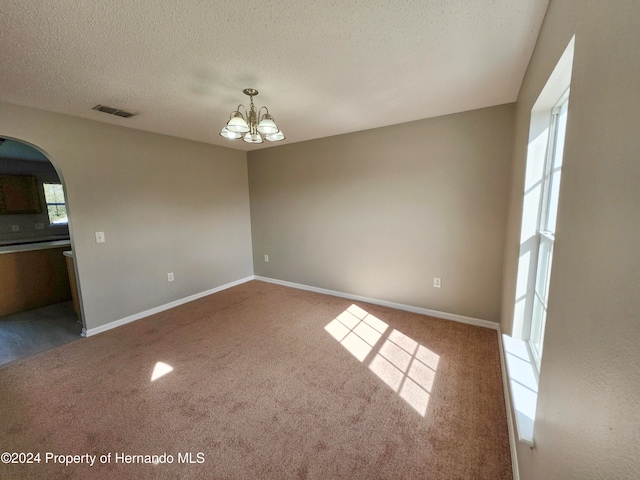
0, 239, 71, 255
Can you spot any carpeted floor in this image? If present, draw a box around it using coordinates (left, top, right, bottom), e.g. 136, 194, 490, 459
0, 280, 512, 479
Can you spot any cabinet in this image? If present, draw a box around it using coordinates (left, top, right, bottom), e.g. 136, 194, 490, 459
0, 246, 71, 317
0, 174, 42, 214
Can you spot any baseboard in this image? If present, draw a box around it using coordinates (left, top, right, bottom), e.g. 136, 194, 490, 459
254, 275, 499, 331
82, 273, 515, 474
83, 276, 255, 337
254, 276, 516, 474
497, 327, 520, 480
84, 274, 498, 337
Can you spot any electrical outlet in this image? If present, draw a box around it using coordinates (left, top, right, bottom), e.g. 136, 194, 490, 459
95, 231, 105, 243
11, 225, 20, 232
433, 277, 442, 288
35, 223, 45, 230
167, 272, 174, 282
264, 255, 269, 262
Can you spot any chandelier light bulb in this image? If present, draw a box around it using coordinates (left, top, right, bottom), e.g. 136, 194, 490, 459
220, 89, 284, 143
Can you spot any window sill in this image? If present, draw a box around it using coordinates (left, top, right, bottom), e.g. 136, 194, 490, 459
502, 334, 538, 446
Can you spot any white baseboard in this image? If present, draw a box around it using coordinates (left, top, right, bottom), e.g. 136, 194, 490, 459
497, 328, 520, 480
255, 276, 518, 474
81, 273, 516, 474
83, 276, 255, 337
254, 275, 499, 331
83, 274, 498, 337
255, 276, 518, 473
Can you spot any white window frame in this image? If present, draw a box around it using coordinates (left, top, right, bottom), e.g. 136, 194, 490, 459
528, 91, 569, 372
43, 182, 68, 226
504, 36, 574, 447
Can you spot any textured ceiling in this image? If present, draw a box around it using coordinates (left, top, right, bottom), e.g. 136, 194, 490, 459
0, 0, 548, 151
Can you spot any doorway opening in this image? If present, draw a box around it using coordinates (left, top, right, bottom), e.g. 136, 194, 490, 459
0, 137, 82, 367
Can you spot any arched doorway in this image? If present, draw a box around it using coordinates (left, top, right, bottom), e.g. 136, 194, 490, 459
0, 137, 82, 366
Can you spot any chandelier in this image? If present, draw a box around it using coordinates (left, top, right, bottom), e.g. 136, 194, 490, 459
219, 88, 285, 144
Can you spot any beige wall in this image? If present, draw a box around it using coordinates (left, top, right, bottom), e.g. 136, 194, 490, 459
0, 102, 254, 331
248, 104, 514, 322
5, 2, 638, 472
501, 1, 640, 478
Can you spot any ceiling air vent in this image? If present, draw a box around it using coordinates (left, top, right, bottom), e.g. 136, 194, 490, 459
92, 104, 136, 118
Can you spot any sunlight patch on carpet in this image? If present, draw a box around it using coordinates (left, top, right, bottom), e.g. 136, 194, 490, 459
326, 305, 439, 416
325, 304, 388, 361
151, 361, 174, 381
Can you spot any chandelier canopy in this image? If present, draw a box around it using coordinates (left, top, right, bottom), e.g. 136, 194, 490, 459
220, 88, 285, 144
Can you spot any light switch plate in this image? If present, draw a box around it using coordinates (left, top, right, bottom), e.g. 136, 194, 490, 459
95, 231, 105, 243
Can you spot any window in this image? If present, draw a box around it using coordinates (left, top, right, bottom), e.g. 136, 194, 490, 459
529, 93, 569, 367
506, 36, 574, 446
43, 183, 68, 225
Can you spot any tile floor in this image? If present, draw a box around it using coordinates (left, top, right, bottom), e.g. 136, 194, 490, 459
0, 301, 82, 368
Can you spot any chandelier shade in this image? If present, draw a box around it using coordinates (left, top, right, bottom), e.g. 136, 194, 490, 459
219, 127, 242, 139
265, 131, 285, 142
220, 89, 285, 144
257, 115, 278, 135
226, 112, 250, 133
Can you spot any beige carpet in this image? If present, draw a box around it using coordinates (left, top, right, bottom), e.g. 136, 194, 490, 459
0, 280, 512, 479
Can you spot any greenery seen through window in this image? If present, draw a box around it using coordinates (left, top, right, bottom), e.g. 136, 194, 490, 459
43, 183, 68, 225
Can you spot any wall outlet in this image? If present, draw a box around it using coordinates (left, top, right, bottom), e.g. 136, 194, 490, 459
11, 225, 20, 232
35, 223, 45, 230
167, 272, 174, 282
264, 255, 269, 262
95, 231, 105, 243
433, 277, 442, 288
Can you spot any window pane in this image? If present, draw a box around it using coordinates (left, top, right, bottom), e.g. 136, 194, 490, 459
530, 297, 546, 362
553, 103, 569, 169
44, 183, 65, 204
47, 204, 68, 224
535, 239, 551, 301
545, 103, 567, 233
44, 183, 67, 225
528, 95, 568, 369
546, 170, 562, 233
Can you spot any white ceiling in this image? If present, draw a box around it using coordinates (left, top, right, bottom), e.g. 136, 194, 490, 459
0, 0, 548, 152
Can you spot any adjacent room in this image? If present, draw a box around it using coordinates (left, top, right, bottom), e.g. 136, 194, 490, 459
1, 1, 638, 479
0, 138, 82, 366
